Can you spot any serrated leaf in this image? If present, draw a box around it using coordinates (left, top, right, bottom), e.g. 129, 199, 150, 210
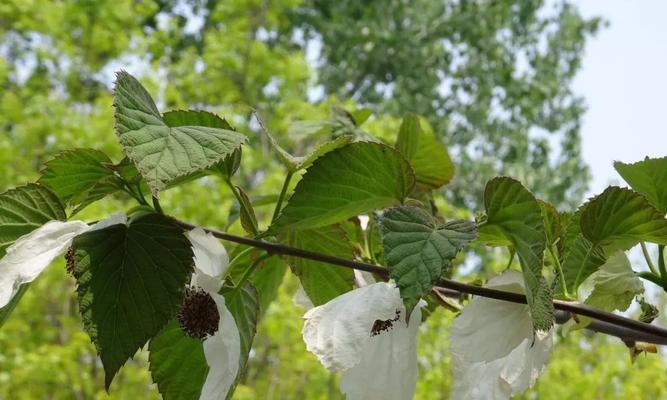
395, 114, 454, 190
479, 177, 554, 331
615, 157, 667, 213
283, 225, 355, 306
72, 213, 194, 389
149, 321, 209, 400
379, 206, 477, 315
0, 184, 66, 257
581, 186, 667, 252
269, 142, 415, 233
39, 149, 123, 209
113, 71, 246, 196
221, 282, 260, 399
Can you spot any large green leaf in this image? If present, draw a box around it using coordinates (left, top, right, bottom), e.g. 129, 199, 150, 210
283, 225, 355, 306
38, 148, 122, 209
479, 177, 554, 331
395, 114, 454, 190
149, 321, 209, 400
581, 186, 667, 252
0, 184, 66, 257
71, 213, 194, 389
113, 71, 246, 196
614, 157, 667, 213
379, 206, 477, 315
221, 281, 260, 399
269, 142, 415, 233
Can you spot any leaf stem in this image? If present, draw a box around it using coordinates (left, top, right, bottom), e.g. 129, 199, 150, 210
152, 196, 164, 214
658, 245, 666, 279
225, 179, 259, 236
548, 245, 570, 299
171, 218, 667, 342
637, 271, 663, 287
271, 171, 293, 223
640, 242, 659, 276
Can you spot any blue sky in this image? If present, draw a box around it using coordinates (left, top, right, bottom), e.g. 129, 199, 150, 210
573, 0, 667, 196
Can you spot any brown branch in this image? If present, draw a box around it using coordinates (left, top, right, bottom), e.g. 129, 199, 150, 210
172, 218, 667, 343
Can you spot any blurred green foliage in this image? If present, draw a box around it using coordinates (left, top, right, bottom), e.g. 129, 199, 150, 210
0, 0, 664, 399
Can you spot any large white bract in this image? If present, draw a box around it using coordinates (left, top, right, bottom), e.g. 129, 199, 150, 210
450, 270, 553, 400
0, 212, 127, 309
186, 228, 241, 400
302, 281, 423, 400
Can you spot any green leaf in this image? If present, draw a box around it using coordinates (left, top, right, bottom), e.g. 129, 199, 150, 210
379, 206, 477, 315
283, 225, 356, 306
585, 251, 644, 313
38, 148, 122, 209
0, 184, 66, 257
539, 200, 563, 249
269, 142, 415, 233
561, 209, 606, 292
581, 186, 667, 252
113, 71, 246, 196
162, 110, 234, 130
351, 108, 373, 125
0, 284, 30, 328
72, 213, 194, 389
235, 186, 258, 236
614, 157, 667, 213
250, 256, 288, 315
149, 321, 208, 400
293, 135, 353, 171
479, 177, 554, 331
395, 114, 454, 190
221, 282, 260, 399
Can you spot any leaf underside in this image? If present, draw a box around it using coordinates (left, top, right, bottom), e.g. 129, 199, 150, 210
480, 177, 554, 331
113, 71, 246, 196
380, 206, 477, 315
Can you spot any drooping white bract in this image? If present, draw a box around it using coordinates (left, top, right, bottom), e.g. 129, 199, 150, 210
186, 228, 241, 400
0, 212, 127, 309
450, 270, 553, 400
302, 281, 423, 400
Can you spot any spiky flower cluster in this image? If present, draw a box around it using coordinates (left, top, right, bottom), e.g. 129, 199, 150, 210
178, 288, 220, 340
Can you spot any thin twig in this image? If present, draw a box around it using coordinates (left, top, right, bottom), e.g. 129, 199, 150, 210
172, 218, 667, 342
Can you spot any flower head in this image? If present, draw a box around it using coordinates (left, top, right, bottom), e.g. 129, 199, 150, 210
303, 282, 423, 400
185, 228, 240, 400
450, 270, 553, 400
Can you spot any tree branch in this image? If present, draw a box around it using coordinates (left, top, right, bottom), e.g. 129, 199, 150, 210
172, 218, 667, 343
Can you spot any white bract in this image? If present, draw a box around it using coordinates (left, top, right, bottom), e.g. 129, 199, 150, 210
450, 270, 553, 400
0, 212, 127, 309
186, 228, 241, 400
302, 281, 423, 400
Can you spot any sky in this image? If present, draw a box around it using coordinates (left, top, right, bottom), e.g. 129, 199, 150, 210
572, 0, 667, 197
